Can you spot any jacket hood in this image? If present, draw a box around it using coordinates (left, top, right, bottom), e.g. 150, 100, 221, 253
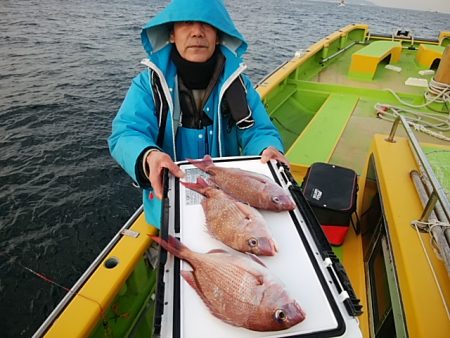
141, 0, 247, 58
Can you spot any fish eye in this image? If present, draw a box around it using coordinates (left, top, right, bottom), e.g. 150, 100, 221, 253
274, 309, 287, 322
248, 238, 258, 247
272, 196, 281, 204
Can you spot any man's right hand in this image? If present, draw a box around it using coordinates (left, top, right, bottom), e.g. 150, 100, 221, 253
146, 151, 185, 199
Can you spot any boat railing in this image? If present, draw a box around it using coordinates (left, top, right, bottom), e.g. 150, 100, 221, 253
33, 205, 145, 337
368, 32, 440, 45
320, 41, 357, 63
387, 115, 450, 221
387, 115, 450, 274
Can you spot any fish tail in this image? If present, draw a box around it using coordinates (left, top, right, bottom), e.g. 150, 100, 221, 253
187, 155, 214, 172
149, 234, 188, 259
181, 177, 210, 195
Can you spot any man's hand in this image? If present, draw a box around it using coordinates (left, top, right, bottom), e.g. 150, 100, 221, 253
261, 146, 290, 167
146, 151, 185, 199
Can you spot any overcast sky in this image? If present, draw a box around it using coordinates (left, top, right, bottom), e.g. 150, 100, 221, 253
370, 0, 450, 13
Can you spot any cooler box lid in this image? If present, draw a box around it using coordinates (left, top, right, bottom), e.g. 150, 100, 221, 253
154, 156, 362, 338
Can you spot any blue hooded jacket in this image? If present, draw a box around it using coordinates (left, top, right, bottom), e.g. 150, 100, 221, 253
108, 0, 284, 228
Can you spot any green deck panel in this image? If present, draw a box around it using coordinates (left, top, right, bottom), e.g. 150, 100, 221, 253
286, 93, 359, 166
313, 46, 432, 95
265, 83, 297, 114
268, 87, 327, 150
353, 41, 402, 57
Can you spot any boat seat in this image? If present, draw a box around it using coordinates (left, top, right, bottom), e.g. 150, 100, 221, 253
415, 44, 445, 68
348, 41, 402, 80
286, 93, 359, 166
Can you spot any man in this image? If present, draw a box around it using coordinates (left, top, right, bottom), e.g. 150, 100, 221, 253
108, 0, 288, 228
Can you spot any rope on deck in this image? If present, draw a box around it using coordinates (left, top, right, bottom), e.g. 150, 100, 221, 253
383, 78, 450, 109
375, 103, 450, 142
425, 79, 450, 104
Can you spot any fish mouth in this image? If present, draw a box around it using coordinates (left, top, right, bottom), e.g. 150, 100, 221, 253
254, 237, 278, 256
277, 301, 306, 328
289, 301, 306, 324
275, 196, 296, 211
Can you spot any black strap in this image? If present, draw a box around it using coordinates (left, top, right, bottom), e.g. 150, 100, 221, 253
151, 72, 169, 148
222, 76, 254, 130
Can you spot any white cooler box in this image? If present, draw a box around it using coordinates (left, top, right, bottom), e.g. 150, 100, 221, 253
153, 156, 363, 338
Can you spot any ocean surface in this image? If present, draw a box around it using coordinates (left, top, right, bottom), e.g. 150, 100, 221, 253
0, 0, 449, 336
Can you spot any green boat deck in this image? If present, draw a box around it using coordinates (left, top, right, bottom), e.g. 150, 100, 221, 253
263, 36, 450, 175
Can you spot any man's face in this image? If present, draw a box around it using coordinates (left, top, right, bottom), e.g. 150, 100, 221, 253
170, 22, 218, 62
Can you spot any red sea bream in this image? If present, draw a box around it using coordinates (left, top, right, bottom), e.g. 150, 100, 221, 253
151, 235, 306, 332
182, 177, 277, 256
188, 155, 295, 211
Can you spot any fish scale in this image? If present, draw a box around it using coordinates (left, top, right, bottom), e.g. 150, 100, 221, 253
186, 253, 272, 325
188, 155, 296, 211
193, 258, 263, 306
182, 177, 277, 255
212, 169, 268, 206
203, 193, 251, 231
152, 235, 306, 331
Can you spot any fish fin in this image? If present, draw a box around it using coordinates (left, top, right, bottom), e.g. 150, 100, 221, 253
148, 234, 186, 260
234, 201, 256, 219
187, 155, 215, 174
207, 248, 229, 254
181, 177, 209, 195
196, 176, 209, 186
181, 270, 197, 289
245, 171, 272, 184
245, 252, 268, 268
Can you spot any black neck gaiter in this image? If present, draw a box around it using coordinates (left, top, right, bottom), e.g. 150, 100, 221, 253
171, 47, 219, 90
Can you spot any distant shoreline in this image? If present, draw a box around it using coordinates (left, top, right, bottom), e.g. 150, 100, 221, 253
305, 0, 450, 15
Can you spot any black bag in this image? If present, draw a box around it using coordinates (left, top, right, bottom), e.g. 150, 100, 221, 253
301, 162, 359, 245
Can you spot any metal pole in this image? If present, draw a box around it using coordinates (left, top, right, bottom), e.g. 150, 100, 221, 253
386, 115, 401, 143
399, 115, 450, 221
419, 191, 439, 222
411, 171, 450, 276
419, 173, 450, 245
